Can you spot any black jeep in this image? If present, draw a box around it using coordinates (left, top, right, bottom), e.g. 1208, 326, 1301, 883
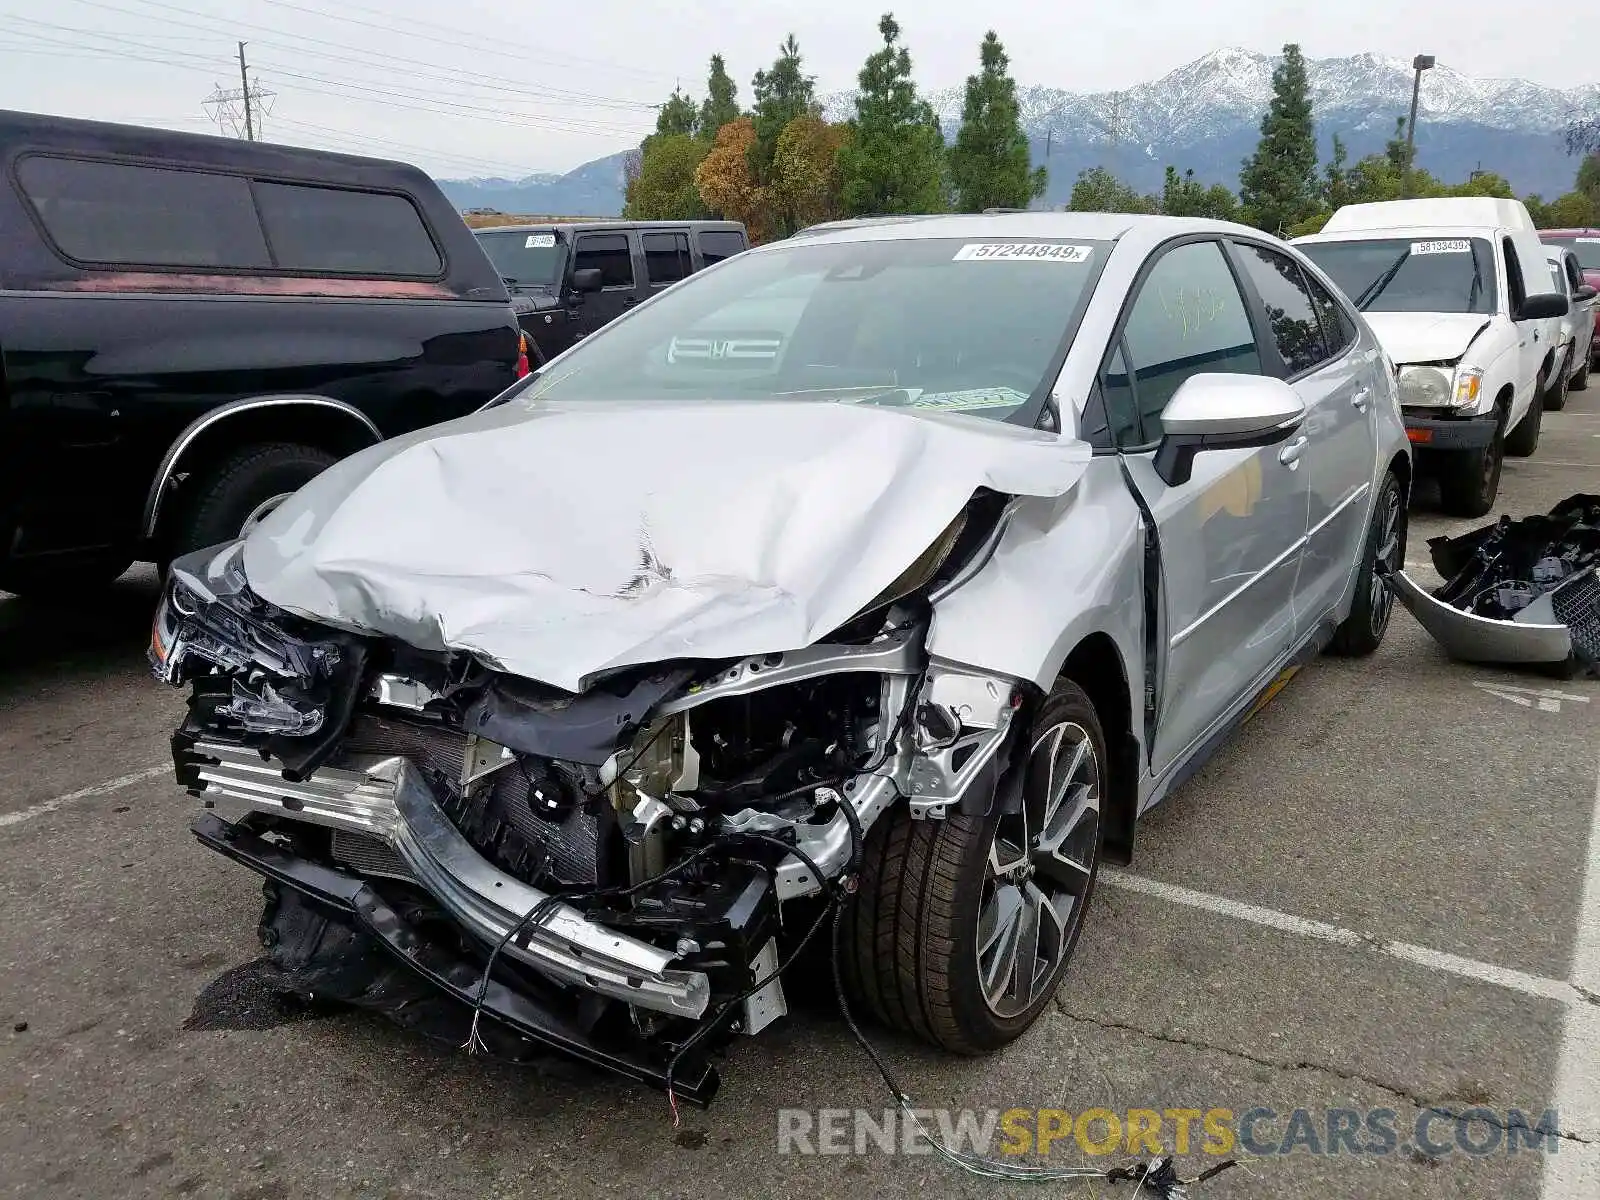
472, 220, 747, 363
0, 109, 525, 595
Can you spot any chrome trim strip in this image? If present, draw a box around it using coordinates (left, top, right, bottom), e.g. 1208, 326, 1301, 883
141, 395, 382, 539
1170, 534, 1308, 649
191, 742, 710, 1017
1306, 480, 1371, 540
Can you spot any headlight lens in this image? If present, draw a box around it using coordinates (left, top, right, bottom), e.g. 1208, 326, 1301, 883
1397, 366, 1452, 407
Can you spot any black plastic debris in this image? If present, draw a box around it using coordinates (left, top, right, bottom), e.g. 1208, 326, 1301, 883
1412, 493, 1600, 677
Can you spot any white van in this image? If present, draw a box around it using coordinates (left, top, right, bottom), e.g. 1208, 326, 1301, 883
1294, 198, 1569, 516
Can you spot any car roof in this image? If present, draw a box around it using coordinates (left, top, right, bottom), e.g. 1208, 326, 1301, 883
473, 220, 744, 235
1321, 197, 1534, 235
776, 211, 1271, 253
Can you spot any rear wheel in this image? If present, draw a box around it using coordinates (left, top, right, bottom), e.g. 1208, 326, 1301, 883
173, 442, 336, 559
842, 679, 1105, 1054
1329, 470, 1406, 657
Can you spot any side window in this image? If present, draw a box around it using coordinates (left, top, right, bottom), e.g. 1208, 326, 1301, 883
251, 182, 442, 276
697, 229, 747, 265
642, 231, 692, 285
1503, 238, 1527, 312
574, 233, 634, 288
1233, 243, 1329, 375
16, 155, 269, 269
1120, 240, 1263, 441
1302, 269, 1356, 358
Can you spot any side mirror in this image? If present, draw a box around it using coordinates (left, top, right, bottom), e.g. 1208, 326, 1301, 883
571, 268, 604, 294
1516, 292, 1569, 321
1575, 284, 1598, 303
1153, 374, 1306, 487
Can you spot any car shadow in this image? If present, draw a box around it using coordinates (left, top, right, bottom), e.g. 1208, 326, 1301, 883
0, 566, 162, 680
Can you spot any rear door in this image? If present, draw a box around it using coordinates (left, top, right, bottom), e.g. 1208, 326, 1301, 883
1230, 239, 1377, 636
641, 229, 694, 296
692, 227, 748, 271
1103, 238, 1309, 775
570, 231, 642, 340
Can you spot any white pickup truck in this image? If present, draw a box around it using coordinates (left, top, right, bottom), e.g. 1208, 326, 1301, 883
1294, 198, 1569, 517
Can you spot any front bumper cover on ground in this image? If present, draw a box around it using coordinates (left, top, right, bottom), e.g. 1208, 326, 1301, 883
191, 812, 720, 1105
1391, 493, 1600, 676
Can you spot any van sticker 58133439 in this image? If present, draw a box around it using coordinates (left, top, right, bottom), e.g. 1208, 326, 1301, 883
953, 243, 1092, 263
1411, 239, 1472, 255
524, 233, 556, 248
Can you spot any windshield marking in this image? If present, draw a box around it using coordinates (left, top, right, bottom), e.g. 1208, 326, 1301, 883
1411, 239, 1471, 255
952, 242, 1092, 263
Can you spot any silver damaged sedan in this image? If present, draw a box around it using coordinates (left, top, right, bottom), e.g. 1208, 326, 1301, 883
150, 213, 1412, 1104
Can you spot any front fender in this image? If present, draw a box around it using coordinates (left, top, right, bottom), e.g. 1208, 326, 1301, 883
926, 459, 1144, 694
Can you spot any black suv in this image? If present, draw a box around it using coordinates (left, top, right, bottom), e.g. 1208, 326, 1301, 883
472, 220, 747, 363
0, 109, 525, 596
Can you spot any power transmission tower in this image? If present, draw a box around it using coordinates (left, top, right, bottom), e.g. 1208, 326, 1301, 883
203, 41, 275, 140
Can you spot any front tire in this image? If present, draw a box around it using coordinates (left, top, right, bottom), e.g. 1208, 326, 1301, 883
1570, 355, 1588, 393
1436, 415, 1504, 519
1329, 469, 1406, 657
173, 443, 337, 558
842, 679, 1106, 1054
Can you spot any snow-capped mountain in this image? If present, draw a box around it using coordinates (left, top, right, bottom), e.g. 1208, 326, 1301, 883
823, 48, 1600, 149
438, 49, 1599, 217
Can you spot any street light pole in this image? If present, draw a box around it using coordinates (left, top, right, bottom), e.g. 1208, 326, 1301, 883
1401, 54, 1435, 199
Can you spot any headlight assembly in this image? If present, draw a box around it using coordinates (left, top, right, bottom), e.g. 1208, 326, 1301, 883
1397, 365, 1452, 408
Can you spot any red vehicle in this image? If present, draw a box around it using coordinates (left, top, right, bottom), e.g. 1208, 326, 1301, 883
1539, 227, 1600, 368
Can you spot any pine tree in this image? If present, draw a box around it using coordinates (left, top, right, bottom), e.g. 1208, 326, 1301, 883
750, 36, 817, 178
948, 32, 1045, 212
699, 54, 740, 139
837, 14, 947, 217
654, 88, 699, 139
1238, 44, 1320, 234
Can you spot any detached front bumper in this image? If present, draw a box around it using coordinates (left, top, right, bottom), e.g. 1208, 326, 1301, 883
1402, 410, 1498, 451
177, 738, 711, 1019
1390, 570, 1578, 666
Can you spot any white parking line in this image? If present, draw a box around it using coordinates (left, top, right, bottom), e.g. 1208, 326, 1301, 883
1100, 869, 1582, 1006
1542, 756, 1600, 1197
0, 764, 169, 829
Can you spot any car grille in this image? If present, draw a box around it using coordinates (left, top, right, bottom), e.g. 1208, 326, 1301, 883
1552, 568, 1600, 664
337, 711, 603, 886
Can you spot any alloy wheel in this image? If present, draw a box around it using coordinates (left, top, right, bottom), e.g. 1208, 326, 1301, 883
1369, 484, 1403, 637
976, 720, 1101, 1018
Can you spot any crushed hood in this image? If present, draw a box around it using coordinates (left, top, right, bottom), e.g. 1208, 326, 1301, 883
1362, 311, 1492, 365
240, 398, 1091, 692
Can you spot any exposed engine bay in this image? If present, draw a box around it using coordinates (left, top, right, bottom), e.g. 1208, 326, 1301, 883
150, 492, 1028, 1103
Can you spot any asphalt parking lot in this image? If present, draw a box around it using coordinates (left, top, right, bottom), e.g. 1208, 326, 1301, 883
3, 390, 1598, 1200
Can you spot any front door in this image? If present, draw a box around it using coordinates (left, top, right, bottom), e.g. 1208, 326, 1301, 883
1231, 240, 1378, 634
570, 232, 642, 342
1102, 238, 1309, 776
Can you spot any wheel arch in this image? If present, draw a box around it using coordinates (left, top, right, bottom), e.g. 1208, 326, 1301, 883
1057, 631, 1137, 867
142, 396, 382, 546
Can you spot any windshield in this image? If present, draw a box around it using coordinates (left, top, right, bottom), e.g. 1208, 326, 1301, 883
510, 236, 1107, 424
1544, 236, 1600, 271
1298, 237, 1497, 314
474, 229, 566, 287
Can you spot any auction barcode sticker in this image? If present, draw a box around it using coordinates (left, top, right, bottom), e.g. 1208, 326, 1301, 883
954, 242, 1093, 263
524, 233, 556, 248
1411, 239, 1471, 255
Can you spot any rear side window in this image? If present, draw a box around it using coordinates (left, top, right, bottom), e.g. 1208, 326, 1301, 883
643, 231, 692, 285
574, 233, 634, 288
16, 156, 269, 269
1303, 270, 1357, 358
1233, 243, 1328, 376
697, 229, 746, 265
253, 182, 441, 276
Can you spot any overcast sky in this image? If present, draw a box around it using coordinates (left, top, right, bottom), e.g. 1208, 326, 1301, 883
0, 0, 1590, 179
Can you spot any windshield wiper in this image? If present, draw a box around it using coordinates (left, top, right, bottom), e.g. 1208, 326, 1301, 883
1354, 250, 1411, 310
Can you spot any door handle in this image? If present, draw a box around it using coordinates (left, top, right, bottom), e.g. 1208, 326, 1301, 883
1278, 435, 1309, 468
1350, 388, 1370, 412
